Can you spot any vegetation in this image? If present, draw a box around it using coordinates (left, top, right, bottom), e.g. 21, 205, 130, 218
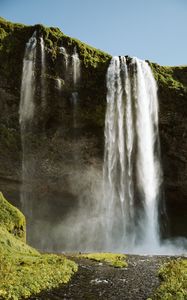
149, 259, 187, 300
0, 251, 77, 299
80, 252, 128, 268
150, 62, 187, 94
0, 16, 110, 133
0, 192, 77, 300
0, 192, 25, 241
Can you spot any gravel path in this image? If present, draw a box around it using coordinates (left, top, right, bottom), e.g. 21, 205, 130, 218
29, 255, 170, 300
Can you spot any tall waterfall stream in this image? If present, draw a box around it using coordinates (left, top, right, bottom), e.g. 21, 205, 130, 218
104, 56, 162, 252
19, 32, 37, 216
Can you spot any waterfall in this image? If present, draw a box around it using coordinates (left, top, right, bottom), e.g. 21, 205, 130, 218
71, 47, 81, 117
71, 92, 78, 128
71, 47, 81, 163
72, 46, 80, 86
59, 46, 69, 69
40, 37, 46, 106
19, 32, 36, 123
104, 56, 162, 253
56, 78, 62, 91
19, 32, 37, 215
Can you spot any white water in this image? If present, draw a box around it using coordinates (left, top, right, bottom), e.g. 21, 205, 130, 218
71, 47, 81, 128
19, 32, 37, 215
56, 78, 62, 90
40, 37, 46, 106
71, 48, 81, 164
59, 46, 69, 69
104, 56, 162, 253
72, 46, 80, 86
19, 32, 36, 123
133, 57, 161, 249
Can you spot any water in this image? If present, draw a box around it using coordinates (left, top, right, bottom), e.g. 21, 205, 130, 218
19, 32, 37, 215
56, 78, 62, 91
40, 37, 46, 106
71, 47, 81, 162
72, 47, 80, 86
71, 92, 79, 129
59, 46, 69, 69
104, 56, 162, 253
19, 32, 36, 124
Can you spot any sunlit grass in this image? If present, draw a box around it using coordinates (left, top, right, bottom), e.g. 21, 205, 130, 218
149, 258, 187, 300
0, 251, 77, 299
79, 252, 127, 268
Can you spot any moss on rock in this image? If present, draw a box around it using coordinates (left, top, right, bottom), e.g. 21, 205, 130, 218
0, 191, 26, 241
0, 192, 78, 299
150, 62, 187, 94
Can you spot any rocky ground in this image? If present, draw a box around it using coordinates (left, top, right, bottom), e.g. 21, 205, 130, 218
29, 255, 171, 300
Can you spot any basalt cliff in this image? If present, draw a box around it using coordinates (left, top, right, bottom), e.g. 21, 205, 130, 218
0, 17, 186, 247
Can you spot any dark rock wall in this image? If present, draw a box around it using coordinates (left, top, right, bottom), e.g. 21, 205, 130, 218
151, 64, 187, 237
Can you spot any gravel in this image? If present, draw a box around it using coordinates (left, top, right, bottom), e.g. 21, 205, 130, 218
29, 255, 171, 300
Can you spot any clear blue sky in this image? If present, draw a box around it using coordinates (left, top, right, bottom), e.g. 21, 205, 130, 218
1, 0, 186, 66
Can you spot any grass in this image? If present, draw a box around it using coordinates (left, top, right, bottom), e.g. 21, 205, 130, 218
150, 63, 187, 92
0, 192, 26, 241
148, 258, 187, 300
0, 251, 77, 299
79, 252, 128, 268
0, 192, 78, 300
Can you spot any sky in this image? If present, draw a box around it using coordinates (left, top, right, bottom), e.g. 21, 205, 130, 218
0, 0, 186, 66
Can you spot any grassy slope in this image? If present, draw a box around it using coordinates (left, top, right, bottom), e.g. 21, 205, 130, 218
150, 62, 187, 93
0, 192, 77, 300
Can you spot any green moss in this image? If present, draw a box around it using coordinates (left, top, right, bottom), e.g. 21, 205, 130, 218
0, 17, 32, 92
0, 16, 110, 94
0, 27, 8, 44
150, 63, 187, 94
61, 35, 111, 68
0, 193, 78, 299
0, 226, 37, 256
150, 259, 187, 300
80, 252, 128, 268
0, 192, 26, 241
0, 251, 77, 300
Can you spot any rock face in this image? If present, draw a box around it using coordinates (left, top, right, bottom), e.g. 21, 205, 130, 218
151, 64, 187, 237
0, 17, 186, 246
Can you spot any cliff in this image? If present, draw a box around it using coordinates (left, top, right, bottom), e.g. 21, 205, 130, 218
0, 17, 186, 245
150, 63, 187, 237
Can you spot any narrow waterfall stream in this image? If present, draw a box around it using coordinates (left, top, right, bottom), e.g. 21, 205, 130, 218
71, 47, 81, 161
57, 46, 69, 90
19, 32, 37, 216
19, 32, 36, 124
71, 47, 81, 125
72, 46, 81, 86
40, 36, 46, 106
104, 56, 162, 253
60, 46, 69, 70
